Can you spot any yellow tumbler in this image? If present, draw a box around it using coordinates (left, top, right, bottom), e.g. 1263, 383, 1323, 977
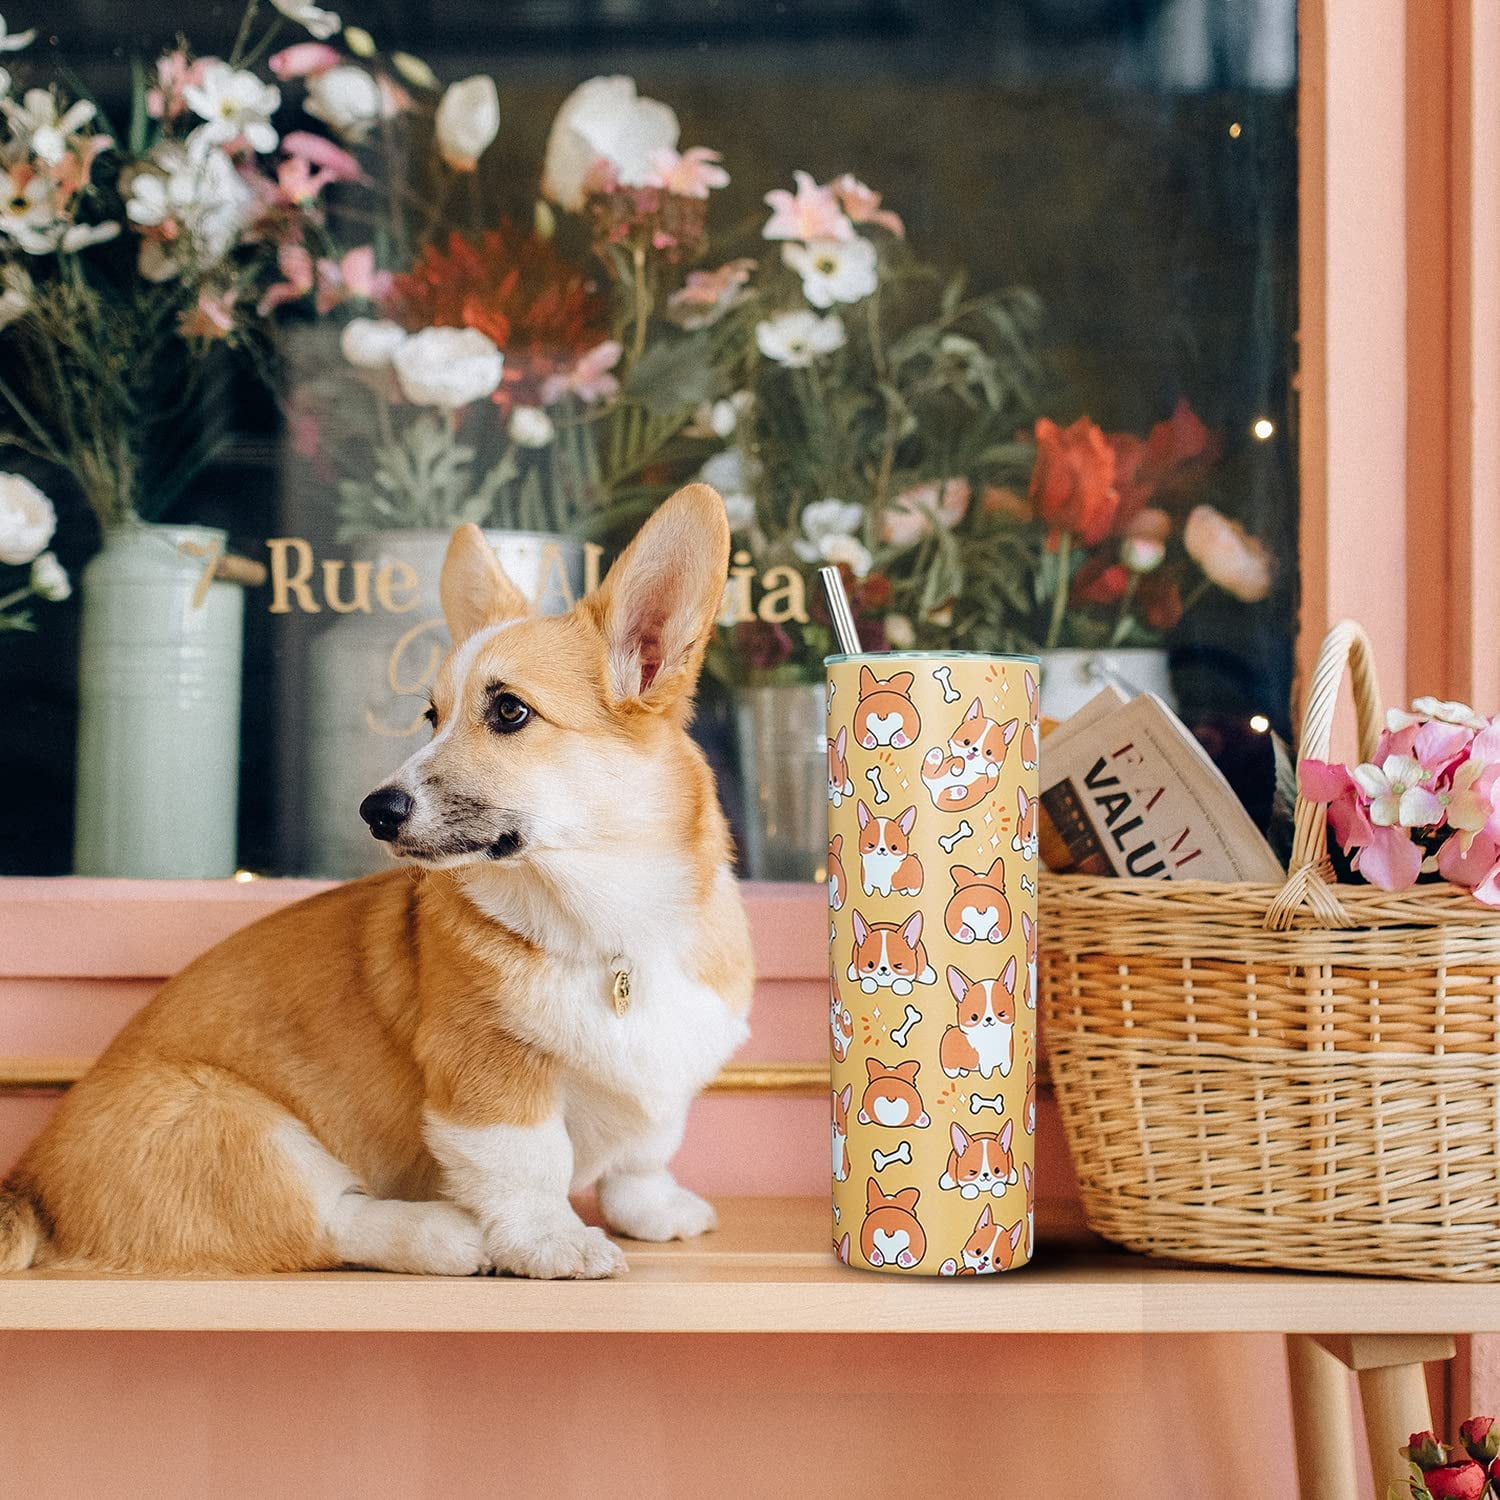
827, 651, 1040, 1275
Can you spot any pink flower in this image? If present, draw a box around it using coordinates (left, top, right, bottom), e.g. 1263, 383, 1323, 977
314, 245, 390, 314
275, 155, 333, 205
539, 339, 622, 405
666, 258, 755, 329
647, 146, 729, 199
178, 288, 237, 341
147, 52, 202, 121
1353, 754, 1443, 828
1439, 828, 1500, 888
281, 131, 364, 183
879, 478, 970, 548
269, 42, 341, 80
831, 173, 904, 237
258, 242, 314, 314
1354, 824, 1424, 890
762, 170, 853, 242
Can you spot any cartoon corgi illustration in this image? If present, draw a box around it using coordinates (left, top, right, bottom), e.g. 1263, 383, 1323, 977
834, 1231, 851, 1266
1019, 670, 1039, 771
1022, 1162, 1035, 1259
828, 833, 847, 911
920, 699, 1019, 812
860, 1178, 927, 1269
853, 666, 922, 749
832, 1083, 852, 1182
829, 976, 853, 1063
827, 725, 854, 807
1012, 786, 1038, 862
939, 957, 1017, 1079
939, 1204, 1025, 1275
940, 1120, 1018, 1199
857, 1057, 931, 1129
847, 909, 937, 995
1021, 910, 1037, 1009
856, 801, 924, 897
1024, 1059, 1036, 1135
943, 857, 1011, 945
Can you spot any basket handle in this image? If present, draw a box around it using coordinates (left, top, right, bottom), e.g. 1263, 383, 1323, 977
1263, 620, 1385, 931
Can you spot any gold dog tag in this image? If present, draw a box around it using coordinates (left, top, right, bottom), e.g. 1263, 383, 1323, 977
610, 962, 632, 1017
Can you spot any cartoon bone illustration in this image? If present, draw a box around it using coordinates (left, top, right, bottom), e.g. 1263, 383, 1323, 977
865, 765, 890, 805
969, 1092, 1006, 1116
872, 1141, 913, 1172
938, 820, 974, 855
932, 665, 962, 704
1020, 874, 1035, 895
891, 1003, 921, 1047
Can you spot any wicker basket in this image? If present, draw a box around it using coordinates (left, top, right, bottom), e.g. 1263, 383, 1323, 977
1041, 620, 1500, 1281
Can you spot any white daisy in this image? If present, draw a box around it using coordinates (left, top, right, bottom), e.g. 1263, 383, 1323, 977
754, 309, 846, 368
185, 62, 281, 155
782, 236, 877, 309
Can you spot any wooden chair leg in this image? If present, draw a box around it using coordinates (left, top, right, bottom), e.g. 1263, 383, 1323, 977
1287, 1334, 1359, 1500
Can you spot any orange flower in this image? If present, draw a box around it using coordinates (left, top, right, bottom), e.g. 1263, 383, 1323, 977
1028, 416, 1119, 547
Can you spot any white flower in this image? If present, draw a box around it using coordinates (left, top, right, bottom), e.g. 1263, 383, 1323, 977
1121, 535, 1165, 573
5, 87, 97, 166
1352, 754, 1443, 828
721, 492, 756, 532
435, 76, 499, 172
271, 0, 340, 39
1183, 504, 1273, 602
0, 263, 31, 327
125, 144, 253, 274
755, 309, 846, 368
0, 14, 36, 53
508, 405, 554, 448
782, 236, 877, 309
59, 220, 119, 252
884, 613, 915, 649
185, 62, 281, 156
0, 472, 56, 566
541, 75, 679, 211
305, 65, 387, 142
393, 326, 504, 408
29, 550, 69, 601
339, 317, 408, 370
0, 167, 56, 251
1387, 697, 1490, 733
793, 497, 866, 570
704, 396, 741, 438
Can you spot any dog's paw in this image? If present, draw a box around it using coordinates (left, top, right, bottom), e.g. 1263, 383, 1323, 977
489, 1222, 626, 1280
601, 1178, 718, 1242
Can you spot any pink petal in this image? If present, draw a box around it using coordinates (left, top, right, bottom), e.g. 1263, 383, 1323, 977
1439, 829, 1499, 886
1414, 719, 1472, 771
1354, 826, 1423, 890
1473, 860, 1500, 907
282, 132, 363, 182
1326, 790, 1375, 847
269, 43, 340, 80
1375, 724, 1419, 761
1299, 758, 1353, 803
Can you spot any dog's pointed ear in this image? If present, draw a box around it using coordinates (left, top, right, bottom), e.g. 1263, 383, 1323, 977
441, 523, 530, 644
593, 483, 729, 710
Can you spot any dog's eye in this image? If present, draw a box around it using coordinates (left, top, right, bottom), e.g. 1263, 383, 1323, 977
488, 692, 531, 734
423, 706, 438, 729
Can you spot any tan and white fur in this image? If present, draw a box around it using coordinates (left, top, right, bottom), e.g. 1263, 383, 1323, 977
920, 699, 1019, 812
940, 1120, 1018, 1200
0, 485, 752, 1280
856, 800, 924, 898
939, 958, 1017, 1081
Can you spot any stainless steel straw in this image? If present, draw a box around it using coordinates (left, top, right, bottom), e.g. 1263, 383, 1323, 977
818, 565, 864, 655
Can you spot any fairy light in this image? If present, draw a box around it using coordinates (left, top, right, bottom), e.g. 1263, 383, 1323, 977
233, 869, 259, 883
1229, 122, 1243, 139
1250, 714, 1270, 733
1252, 418, 1275, 441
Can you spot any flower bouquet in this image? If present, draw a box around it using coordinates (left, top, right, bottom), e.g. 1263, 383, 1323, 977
1393, 1420, 1500, 1499
1301, 696, 1500, 907
0, 470, 67, 630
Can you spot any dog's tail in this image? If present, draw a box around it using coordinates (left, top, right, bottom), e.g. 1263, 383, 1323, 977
0, 1183, 44, 1271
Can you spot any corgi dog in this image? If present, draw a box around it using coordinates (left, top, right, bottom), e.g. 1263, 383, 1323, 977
832, 1084, 852, 1182
847, 909, 937, 995
1019, 670, 1039, 771
943, 857, 1011, 945
1022, 1162, 1035, 1259
853, 666, 921, 750
939, 958, 1017, 1080
827, 725, 854, 807
856, 801, 924, 898
940, 1120, 1018, 1199
0, 486, 754, 1279
920, 699, 1019, 812
857, 1057, 930, 1130
1012, 786, 1038, 862
942, 1204, 1025, 1275
860, 1178, 926, 1269
827, 833, 847, 911
829, 975, 854, 1063
1021, 910, 1037, 1009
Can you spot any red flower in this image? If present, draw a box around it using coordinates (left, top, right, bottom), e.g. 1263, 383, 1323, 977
1422, 1460, 1488, 1499
385, 222, 609, 412
1139, 569, 1183, 631
1462, 1417, 1499, 1463
735, 619, 793, 672
1137, 399, 1220, 507
1108, 431, 1151, 528
1070, 556, 1129, 605
1028, 416, 1119, 547
1408, 1433, 1448, 1471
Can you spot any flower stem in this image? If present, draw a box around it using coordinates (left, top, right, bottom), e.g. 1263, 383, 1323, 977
1044, 531, 1072, 650
0, 583, 35, 613
1109, 576, 1139, 647
629, 245, 650, 366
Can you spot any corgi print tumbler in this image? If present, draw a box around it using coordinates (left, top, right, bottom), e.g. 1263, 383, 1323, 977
827, 652, 1040, 1276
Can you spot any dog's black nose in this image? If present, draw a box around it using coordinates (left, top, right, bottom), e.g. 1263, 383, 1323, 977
359, 787, 413, 842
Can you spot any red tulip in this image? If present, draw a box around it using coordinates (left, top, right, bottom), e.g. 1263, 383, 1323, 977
1421, 1459, 1488, 1499
1029, 416, 1119, 548
1070, 557, 1129, 606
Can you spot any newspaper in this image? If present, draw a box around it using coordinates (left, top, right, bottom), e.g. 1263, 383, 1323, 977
1039, 690, 1284, 883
